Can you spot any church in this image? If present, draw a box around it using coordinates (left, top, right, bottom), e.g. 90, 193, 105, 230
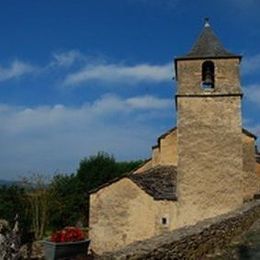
89, 20, 260, 255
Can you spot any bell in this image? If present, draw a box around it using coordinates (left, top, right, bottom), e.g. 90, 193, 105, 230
204, 68, 213, 86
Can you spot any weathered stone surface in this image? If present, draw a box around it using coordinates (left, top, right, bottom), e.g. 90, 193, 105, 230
176, 58, 242, 95
257, 162, 260, 176
177, 95, 244, 227
134, 128, 178, 173
89, 27, 260, 259
97, 201, 260, 259
242, 134, 259, 201
89, 178, 177, 254
153, 129, 178, 167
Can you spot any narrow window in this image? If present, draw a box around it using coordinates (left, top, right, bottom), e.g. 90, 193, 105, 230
162, 217, 167, 225
202, 61, 215, 89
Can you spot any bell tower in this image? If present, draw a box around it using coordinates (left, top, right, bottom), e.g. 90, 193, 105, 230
175, 19, 244, 226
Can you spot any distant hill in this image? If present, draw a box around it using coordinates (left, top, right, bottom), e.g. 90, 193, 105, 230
0, 180, 19, 187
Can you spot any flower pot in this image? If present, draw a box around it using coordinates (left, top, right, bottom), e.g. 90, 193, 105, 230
43, 239, 90, 260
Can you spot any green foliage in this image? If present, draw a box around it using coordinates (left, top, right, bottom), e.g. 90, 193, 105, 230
77, 151, 143, 191
0, 185, 25, 222
0, 185, 31, 242
77, 152, 118, 191
116, 160, 145, 175
0, 152, 144, 238
22, 174, 52, 240
48, 174, 86, 229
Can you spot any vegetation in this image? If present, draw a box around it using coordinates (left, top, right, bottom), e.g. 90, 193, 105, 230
22, 174, 53, 240
48, 173, 86, 229
0, 152, 143, 242
77, 152, 143, 191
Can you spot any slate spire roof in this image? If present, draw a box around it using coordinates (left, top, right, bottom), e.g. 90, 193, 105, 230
177, 18, 241, 60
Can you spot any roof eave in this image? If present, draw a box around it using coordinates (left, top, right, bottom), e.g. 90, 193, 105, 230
242, 128, 258, 140
175, 55, 242, 62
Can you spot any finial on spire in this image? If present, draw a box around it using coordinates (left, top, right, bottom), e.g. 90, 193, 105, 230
204, 17, 210, 27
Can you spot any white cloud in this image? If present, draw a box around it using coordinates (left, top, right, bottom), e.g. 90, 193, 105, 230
0, 60, 35, 82
51, 50, 84, 67
0, 95, 173, 179
244, 84, 260, 105
126, 96, 172, 109
63, 62, 173, 86
242, 54, 260, 75
0, 51, 173, 87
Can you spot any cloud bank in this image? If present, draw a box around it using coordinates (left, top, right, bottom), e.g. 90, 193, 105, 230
0, 60, 35, 82
0, 95, 173, 179
63, 62, 172, 86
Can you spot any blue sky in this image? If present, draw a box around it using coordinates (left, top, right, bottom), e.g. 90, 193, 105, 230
0, 0, 260, 180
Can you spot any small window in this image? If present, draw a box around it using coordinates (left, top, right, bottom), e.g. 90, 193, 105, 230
161, 217, 167, 225
202, 61, 215, 89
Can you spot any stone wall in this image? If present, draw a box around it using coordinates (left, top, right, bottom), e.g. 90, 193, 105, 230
242, 134, 259, 200
152, 147, 161, 167
256, 162, 260, 177
89, 178, 177, 255
176, 58, 242, 95
135, 129, 178, 174
98, 200, 260, 260
177, 96, 243, 227
157, 130, 177, 166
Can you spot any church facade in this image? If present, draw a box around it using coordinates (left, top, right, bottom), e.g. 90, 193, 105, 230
89, 21, 260, 254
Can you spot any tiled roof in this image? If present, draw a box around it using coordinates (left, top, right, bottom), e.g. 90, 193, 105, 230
176, 21, 241, 60
129, 165, 177, 201
89, 165, 177, 201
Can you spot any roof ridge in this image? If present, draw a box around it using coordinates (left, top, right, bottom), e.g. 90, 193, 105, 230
176, 21, 240, 60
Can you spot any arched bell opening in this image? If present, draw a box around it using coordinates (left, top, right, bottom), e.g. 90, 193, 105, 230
201, 61, 215, 89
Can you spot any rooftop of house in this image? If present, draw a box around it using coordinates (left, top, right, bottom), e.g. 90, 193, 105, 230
89, 127, 258, 197
89, 165, 177, 201
129, 165, 177, 201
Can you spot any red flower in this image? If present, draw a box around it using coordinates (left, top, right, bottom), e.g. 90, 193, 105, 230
50, 227, 85, 242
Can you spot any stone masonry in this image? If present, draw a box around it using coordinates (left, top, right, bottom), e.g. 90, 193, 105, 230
98, 200, 260, 260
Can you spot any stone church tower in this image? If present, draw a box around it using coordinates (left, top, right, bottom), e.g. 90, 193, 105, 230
175, 19, 244, 226
89, 20, 260, 254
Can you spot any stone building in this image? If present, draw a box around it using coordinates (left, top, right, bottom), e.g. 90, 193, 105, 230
89, 20, 260, 254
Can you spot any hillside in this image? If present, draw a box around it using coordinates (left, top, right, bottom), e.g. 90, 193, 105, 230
0, 179, 19, 186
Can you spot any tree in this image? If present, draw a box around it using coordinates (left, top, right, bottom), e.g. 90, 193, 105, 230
0, 152, 144, 236
77, 152, 118, 191
22, 174, 53, 240
0, 185, 25, 224
75, 152, 144, 226
116, 160, 144, 175
48, 174, 86, 229
0, 185, 30, 243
